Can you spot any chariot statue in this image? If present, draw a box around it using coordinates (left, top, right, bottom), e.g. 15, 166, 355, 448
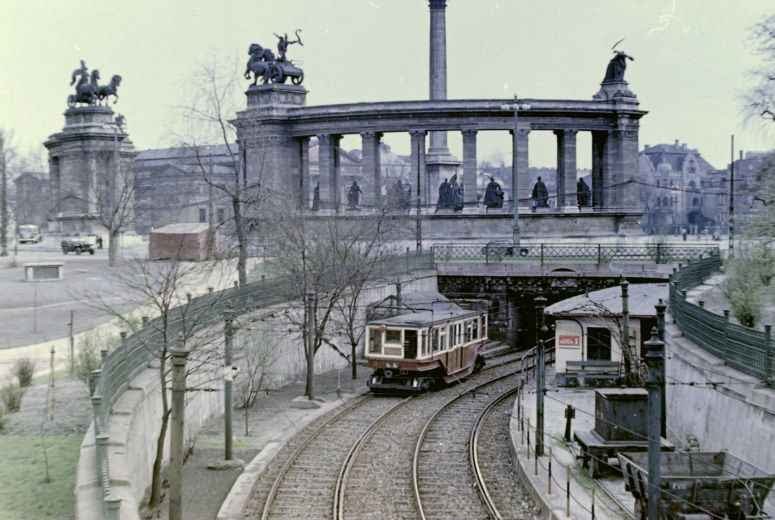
67, 60, 122, 106
244, 30, 305, 86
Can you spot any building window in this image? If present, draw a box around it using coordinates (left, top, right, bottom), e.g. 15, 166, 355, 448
587, 327, 612, 361
217, 208, 225, 223
198, 208, 207, 223
693, 197, 700, 207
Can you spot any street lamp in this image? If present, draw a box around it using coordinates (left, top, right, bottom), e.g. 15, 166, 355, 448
500, 96, 531, 247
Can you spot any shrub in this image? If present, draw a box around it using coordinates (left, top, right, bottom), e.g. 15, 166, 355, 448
13, 358, 35, 387
724, 257, 763, 328
75, 335, 103, 385
0, 383, 24, 413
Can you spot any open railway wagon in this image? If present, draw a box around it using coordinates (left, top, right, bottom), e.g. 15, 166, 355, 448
618, 451, 775, 520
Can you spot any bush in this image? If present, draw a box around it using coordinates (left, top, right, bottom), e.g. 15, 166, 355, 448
724, 258, 764, 328
75, 336, 103, 385
13, 358, 35, 388
0, 383, 23, 413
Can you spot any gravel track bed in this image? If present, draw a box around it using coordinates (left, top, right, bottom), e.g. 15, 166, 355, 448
476, 391, 538, 519
262, 395, 404, 520
342, 362, 522, 520
415, 373, 522, 520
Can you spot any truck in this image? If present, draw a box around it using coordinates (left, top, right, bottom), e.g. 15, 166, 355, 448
17, 224, 42, 244
61, 235, 96, 255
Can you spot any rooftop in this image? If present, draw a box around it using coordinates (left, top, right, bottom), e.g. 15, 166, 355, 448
545, 283, 668, 318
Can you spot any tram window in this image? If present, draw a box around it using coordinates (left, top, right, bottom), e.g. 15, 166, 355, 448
440, 327, 447, 349
385, 329, 402, 343
432, 328, 439, 352
404, 330, 417, 359
472, 319, 479, 340
421, 331, 428, 356
368, 328, 382, 354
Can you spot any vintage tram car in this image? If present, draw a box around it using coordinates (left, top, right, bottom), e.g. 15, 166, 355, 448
365, 303, 488, 393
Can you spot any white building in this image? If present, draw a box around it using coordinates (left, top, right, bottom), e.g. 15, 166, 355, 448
545, 283, 667, 376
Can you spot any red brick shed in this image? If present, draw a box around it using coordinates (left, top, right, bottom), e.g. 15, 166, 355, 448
148, 223, 217, 261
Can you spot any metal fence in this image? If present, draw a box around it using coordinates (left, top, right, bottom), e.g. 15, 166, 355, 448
87, 250, 435, 518
431, 242, 717, 266
669, 251, 774, 382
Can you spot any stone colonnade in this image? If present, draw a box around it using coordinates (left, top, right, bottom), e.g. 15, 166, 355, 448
235, 85, 642, 213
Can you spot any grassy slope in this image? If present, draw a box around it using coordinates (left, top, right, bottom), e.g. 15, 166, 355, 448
0, 435, 81, 520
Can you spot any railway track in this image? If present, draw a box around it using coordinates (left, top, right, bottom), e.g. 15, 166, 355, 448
412, 369, 536, 520
258, 394, 404, 520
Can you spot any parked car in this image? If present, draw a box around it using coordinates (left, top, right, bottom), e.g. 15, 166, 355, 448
61, 235, 95, 255
17, 224, 42, 244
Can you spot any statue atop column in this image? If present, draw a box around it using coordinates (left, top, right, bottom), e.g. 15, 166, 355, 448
594, 42, 637, 101
244, 31, 305, 86
67, 59, 122, 107
483, 176, 504, 209
577, 178, 591, 207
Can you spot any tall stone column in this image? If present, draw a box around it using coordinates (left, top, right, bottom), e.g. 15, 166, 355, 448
426, 0, 460, 204
511, 128, 530, 207
591, 131, 610, 208
617, 118, 640, 210
410, 130, 427, 206
299, 137, 310, 210
361, 132, 382, 208
555, 130, 577, 208
317, 134, 341, 211
462, 129, 477, 206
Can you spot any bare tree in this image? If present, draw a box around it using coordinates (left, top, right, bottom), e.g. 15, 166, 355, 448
97, 119, 134, 266
745, 14, 775, 125
80, 255, 230, 510
0, 130, 8, 257
266, 201, 391, 399
233, 329, 280, 435
177, 57, 267, 286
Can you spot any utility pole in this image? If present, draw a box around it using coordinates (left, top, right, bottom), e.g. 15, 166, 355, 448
654, 299, 667, 437
0, 132, 7, 257
728, 134, 735, 259
500, 96, 531, 247
415, 133, 423, 253
621, 280, 631, 381
223, 309, 234, 461
169, 341, 189, 520
534, 295, 547, 457
305, 292, 315, 400
68, 310, 75, 377
645, 329, 665, 520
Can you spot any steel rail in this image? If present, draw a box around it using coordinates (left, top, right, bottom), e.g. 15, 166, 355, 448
412, 358, 533, 520
259, 394, 374, 520
469, 385, 521, 520
332, 396, 413, 520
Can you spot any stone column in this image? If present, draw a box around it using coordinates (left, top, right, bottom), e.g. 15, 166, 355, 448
428, 0, 449, 154
617, 118, 640, 210
591, 132, 607, 208
332, 135, 342, 211
317, 134, 341, 210
555, 130, 577, 209
299, 137, 310, 210
511, 128, 530, 207
410, 130, 427, 206
462, 129, 478, 206
361, 132, 382, 208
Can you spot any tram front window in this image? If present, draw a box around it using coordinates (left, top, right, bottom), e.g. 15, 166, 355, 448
404, 330, 417, 359
369, 328, 383, 354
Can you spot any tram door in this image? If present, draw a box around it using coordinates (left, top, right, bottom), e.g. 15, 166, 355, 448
404, 330, 417, 359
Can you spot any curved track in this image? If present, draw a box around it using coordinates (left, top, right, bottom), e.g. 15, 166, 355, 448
412, 370, 533, 520
259, 395, 405, 520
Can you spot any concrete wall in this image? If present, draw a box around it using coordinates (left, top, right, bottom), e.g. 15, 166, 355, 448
76, 359, 223, 520
665, 321, 775, 513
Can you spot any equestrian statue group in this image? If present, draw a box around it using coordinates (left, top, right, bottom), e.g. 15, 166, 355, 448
68, 60, 122, 107
245, 30, 305, 86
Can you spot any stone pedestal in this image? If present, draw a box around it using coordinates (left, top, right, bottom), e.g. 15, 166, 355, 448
44, 105, 135, 234
593, 80, 637, 102
237, 84, 308, 205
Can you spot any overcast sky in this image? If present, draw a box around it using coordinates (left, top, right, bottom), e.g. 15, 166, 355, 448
1, 0, 772, 170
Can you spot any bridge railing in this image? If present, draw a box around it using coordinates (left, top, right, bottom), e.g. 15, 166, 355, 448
85, 250, 435, 519
669, 252, 774, 383
431, 242, 717, 266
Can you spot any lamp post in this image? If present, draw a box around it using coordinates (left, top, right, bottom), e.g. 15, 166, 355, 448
534, 294, 547, 457
500, 96, 531, 247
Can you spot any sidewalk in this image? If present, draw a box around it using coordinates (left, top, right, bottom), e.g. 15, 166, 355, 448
513, 367, 634, 519
153, 365, 371, 520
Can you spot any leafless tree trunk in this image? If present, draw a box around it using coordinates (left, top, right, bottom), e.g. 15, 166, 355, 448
0, 132, 7, 257
744, 15, 775, 125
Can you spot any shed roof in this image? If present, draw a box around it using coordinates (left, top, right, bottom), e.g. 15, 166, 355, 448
545, 283, 668, 318
150, 223, 210, 234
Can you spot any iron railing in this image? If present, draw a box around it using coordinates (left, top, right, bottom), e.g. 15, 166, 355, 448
86, 251, 435, 518
669, 252, 774, 382
432, 242, 717, 266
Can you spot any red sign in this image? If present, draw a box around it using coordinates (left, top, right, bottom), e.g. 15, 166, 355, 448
558, 335, 581, 347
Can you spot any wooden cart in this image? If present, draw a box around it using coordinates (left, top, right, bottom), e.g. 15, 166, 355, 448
618, 451, 775, 520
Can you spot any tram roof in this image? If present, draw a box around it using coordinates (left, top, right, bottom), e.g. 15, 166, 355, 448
369, 306, 480, 328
